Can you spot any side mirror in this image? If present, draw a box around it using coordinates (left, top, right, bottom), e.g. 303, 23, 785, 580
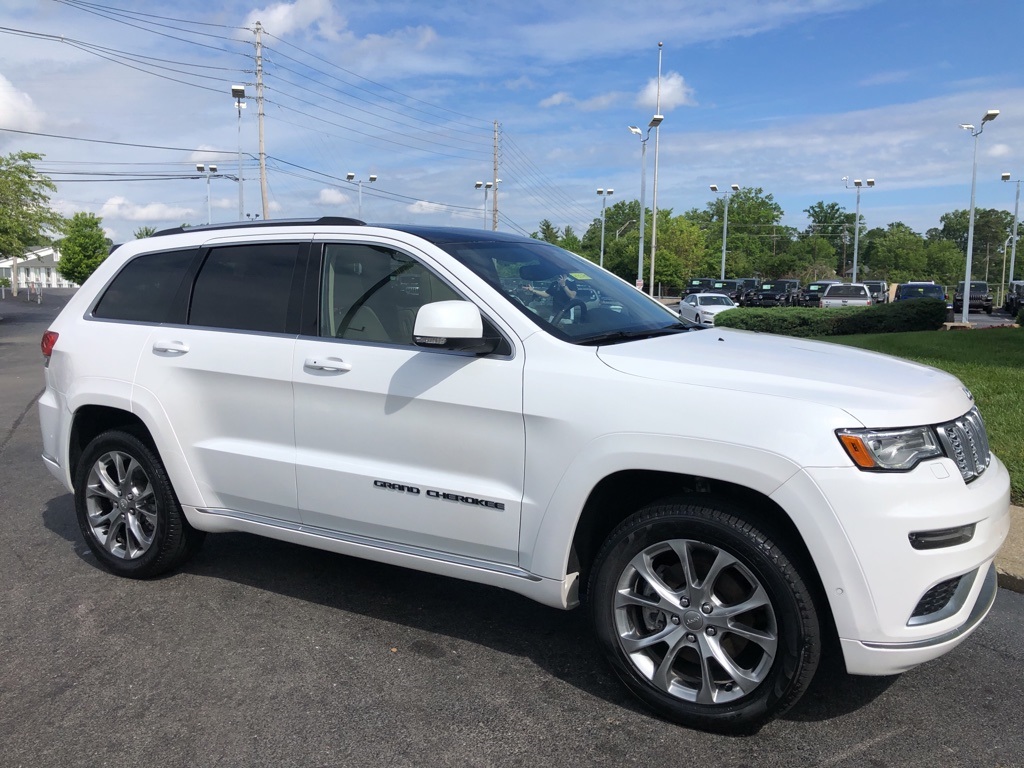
413, 300, 499, 354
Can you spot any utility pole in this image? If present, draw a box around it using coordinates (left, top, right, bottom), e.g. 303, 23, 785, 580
649, 42, 663, 296
255, 22, 270, 220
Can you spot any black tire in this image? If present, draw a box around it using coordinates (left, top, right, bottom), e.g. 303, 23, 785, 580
74, 429, 204, 578
588, 497, 820, 734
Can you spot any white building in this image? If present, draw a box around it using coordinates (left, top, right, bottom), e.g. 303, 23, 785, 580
0, 246, 79, 289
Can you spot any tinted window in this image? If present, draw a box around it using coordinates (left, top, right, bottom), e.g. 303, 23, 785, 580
93, 249, 194, 322
825, 284, 869, 298
190, 243, 302, 333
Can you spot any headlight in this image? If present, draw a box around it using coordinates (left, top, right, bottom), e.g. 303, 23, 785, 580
836, 426, 943, 471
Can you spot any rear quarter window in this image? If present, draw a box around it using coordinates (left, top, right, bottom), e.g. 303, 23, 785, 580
92, 249, 196, 323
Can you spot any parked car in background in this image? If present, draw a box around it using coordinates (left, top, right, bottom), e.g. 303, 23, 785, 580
862, 280, 889, 304
706, 279, 745, 303
678, 292, 737, 326
952, 281, 993, 315
894, 282, 947, 303
821, 282, 873, 308
1004, 280, 1024, 316
683, 277, 715, 296
797, 280, 842, 307
746, 279, 799, 307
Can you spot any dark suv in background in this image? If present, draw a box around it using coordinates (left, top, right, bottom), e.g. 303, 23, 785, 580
952, 281, 993, 314
746, 279, 800, 307
894, 282, 947, 303
1004, 280, 1024, 316
706, 279, 745, 302
683, 277, 715, 296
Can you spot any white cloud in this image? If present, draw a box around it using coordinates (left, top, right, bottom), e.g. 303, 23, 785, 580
988, 143, 1011, 158
246, 0, 343, 39
98, 196, 195, 222
637, 71, 696, 111
540, 91, 573, 108
0, 73, 44, 133
579, 92, 625, 111
406, 200, 449, 215
317, 188, 350, 206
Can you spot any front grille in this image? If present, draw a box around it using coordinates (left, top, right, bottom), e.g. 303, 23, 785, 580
935, 407, 991, 483
911, 575, 963, 618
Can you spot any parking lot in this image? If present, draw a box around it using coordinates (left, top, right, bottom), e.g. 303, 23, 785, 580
2, 291, 1024, 767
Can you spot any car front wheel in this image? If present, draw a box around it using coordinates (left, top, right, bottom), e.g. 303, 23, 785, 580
74, 429, 204, 578
589, 497, 821, 733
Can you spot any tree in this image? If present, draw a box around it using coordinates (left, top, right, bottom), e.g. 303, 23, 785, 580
559, 225, 582, 253
134, 225, 157, 239
533, 219, 561, 244
57, 212, 109, 285
863, 222, 927, 283
0, 151, 65, 296
803, 200, 852, 258
685, 187, 788, 278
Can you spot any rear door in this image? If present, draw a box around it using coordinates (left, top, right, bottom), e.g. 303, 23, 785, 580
133, 237, 309, 522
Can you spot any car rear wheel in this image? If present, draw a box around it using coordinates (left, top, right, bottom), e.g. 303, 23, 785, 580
74, 429, 204, 578
588, 497, 820, 733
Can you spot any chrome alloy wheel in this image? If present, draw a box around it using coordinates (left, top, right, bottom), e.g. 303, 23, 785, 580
84, 450, 158, 560
613, 538, 778, 705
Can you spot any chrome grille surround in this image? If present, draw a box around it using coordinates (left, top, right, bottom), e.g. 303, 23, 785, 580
935, 407, 991, 483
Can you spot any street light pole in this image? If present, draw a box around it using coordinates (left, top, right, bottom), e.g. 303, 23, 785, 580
960, 109, 999, 324
475, 181, 493, 229
1002, 172, 1020, 286
843, 176, 875, 282
650, 42, 663, 297
231, 85, 246, 222
347, 172, 377, 219
597, 188, 613, 267
628, 115, 663, 292
710, 184, 740, 279
197, 163, 217, 224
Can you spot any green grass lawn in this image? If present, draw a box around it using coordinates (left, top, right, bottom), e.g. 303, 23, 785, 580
823, 327, 1023, 505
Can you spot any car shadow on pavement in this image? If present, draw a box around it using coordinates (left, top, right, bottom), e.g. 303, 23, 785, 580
41, 492, 896, 731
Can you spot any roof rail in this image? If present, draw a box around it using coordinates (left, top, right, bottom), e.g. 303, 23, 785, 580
151, 216, 365, 238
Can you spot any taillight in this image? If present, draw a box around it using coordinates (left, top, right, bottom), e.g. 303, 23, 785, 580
41, 330, 58, 360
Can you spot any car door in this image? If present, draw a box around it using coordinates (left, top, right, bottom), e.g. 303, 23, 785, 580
291, 239, 526, 565
682, 295, 698, 322
133, 238, 308, 522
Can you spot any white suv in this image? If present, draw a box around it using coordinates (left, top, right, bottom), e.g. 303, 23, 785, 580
38, 219, 1010, 733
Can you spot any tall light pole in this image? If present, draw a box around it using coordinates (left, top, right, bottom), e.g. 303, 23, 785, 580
710, 184, 740, 279
197, 163, 217, 224
231, 85, 246, 222
960, 109, 999, 323
346, 172, 377, 219
475, 181, 493, 229
1002, 172, 1020, 287
597, 188, 614, 267
650, 42, 663, 296
843, 176, 875, 282
628, 114, 663, 291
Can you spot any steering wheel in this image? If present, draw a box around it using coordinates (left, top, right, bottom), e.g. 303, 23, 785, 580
551, 298, 588, 325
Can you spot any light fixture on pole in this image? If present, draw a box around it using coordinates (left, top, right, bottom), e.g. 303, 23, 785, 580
474, 181, 493, 229
1002, 171, 1020, 287
710, 183, 740, 280
346, 172, 377, 219
597, 188, 614, 267
628, 114, 663, 292
197, 163, 217, 224
960, 109, 999, 323
231, 85, 246, 221
843, 176, 875, 282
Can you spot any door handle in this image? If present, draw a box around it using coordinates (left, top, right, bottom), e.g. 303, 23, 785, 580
304, 357, 352, 372
153, 340, 189, 354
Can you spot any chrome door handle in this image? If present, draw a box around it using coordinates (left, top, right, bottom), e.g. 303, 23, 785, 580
304, 357, 352, 372
153, 340, 189, 354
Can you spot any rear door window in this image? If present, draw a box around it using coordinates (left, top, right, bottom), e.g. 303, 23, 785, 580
92, 249, 196, 323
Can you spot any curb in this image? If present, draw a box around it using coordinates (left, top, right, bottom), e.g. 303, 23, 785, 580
995, 505, 1024, 593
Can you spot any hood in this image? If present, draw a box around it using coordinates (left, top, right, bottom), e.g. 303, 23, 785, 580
596, 328, 973, 428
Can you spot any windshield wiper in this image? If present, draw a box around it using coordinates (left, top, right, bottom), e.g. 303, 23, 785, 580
577, 323, 696, 345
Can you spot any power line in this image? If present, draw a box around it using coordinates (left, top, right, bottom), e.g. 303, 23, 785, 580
0, 127, 238, 155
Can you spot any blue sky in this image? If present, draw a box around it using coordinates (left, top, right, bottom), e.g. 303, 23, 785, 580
1, 0, 1022, 243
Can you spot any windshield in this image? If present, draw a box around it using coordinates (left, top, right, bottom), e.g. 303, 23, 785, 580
436, 238, 691, 344
898, 284, 944, 299
957, 281, 988, 292
699, 295, 735, 306
825, 284, 868, 297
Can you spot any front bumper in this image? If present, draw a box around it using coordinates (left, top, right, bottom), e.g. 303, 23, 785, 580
775, 455, 1010, 676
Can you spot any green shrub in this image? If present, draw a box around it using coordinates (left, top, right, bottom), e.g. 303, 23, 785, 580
714, 299, 948, 337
